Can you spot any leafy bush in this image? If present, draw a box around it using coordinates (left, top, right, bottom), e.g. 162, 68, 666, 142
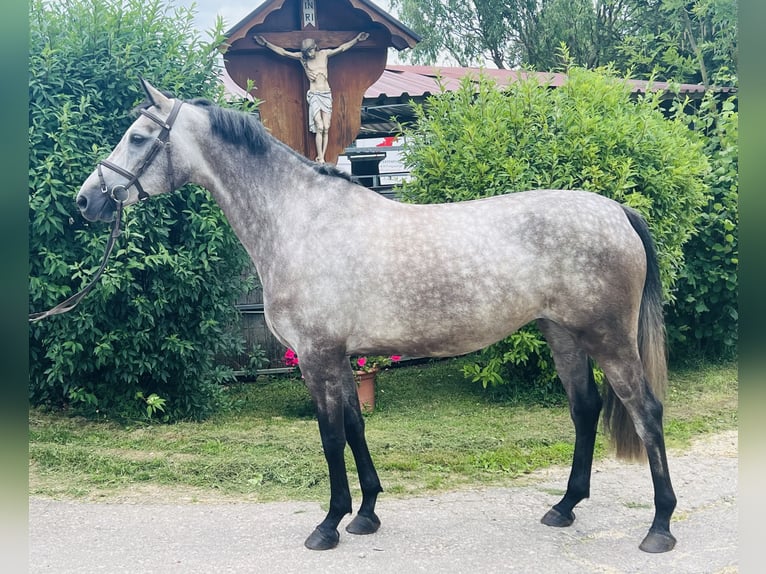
665, 93, 738, 360
28, 0, 253, 420
397, 66, 709, 390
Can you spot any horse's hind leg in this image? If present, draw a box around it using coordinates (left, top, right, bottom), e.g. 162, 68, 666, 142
343, 387, 384, 536
594, 350, 677, 553
537, 319, 602, 528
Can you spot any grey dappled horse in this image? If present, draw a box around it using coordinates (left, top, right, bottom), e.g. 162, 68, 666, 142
76, 81, 677, 554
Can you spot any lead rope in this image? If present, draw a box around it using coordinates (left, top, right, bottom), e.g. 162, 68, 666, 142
29, 201, 124, 323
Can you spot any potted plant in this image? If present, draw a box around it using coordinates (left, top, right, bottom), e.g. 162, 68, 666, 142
352, 355, 401, 413
282, 349, 400, 413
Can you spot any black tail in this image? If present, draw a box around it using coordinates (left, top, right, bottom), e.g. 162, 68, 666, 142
603, 206, 668, 461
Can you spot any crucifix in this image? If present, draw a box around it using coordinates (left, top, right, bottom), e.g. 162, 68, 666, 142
255, 30, 369, 163
222, 0, 419, 164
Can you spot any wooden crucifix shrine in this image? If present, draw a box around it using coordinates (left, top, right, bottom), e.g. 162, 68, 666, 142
221, 0, 419, 165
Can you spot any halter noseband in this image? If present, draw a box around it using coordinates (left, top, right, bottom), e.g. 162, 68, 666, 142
97, 99, 183, 202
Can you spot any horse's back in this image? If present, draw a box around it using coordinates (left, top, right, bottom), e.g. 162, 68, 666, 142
382, 189, 642, 274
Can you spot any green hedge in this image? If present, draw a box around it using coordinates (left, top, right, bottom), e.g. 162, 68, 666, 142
665, 93, 738, 360
28, 0, 253, 420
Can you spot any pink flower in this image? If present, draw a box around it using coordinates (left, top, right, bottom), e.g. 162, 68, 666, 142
390, 355, 402, 362
356, 357, 367, 368
284, 348, 299, 367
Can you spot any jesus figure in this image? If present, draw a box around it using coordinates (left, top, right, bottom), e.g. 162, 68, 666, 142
254, 32, 369, 163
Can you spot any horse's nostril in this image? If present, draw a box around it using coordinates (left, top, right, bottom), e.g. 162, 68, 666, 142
76, 195, 87, 210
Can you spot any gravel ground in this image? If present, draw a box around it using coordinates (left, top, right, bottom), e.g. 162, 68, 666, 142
29, 430, 738, 574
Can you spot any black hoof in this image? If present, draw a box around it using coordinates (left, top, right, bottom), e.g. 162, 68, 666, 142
346, 512, 381, 535
541, 507, 575, 527
304, 526, 340, 551
639, 529, 676, 553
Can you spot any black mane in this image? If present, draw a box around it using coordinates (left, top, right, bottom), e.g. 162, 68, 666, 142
189, 98, 270, 156
188, 98, 352, 182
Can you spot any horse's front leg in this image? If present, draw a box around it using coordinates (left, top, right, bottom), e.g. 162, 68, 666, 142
343, 371, 383, 535
301, 350, 353, 550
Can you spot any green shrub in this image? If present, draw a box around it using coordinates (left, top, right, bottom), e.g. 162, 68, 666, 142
28, 0, 252, 420
665, 93, 738, 360
398, 66, 709, 390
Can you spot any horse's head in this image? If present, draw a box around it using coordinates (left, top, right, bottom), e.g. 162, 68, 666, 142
76, 80, 187, 222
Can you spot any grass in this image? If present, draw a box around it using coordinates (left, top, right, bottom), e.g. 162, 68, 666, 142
28, 357, 737, 503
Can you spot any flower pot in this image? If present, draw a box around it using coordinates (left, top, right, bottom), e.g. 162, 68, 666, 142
354, 369, 378, 413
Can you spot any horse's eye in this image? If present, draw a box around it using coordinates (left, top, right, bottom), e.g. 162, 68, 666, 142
130, 133, 147, 145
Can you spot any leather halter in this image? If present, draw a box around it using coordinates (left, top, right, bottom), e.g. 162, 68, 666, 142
97, 99, 183, 202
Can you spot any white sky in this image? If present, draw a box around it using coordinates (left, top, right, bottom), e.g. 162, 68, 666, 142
184, 0, 397, 35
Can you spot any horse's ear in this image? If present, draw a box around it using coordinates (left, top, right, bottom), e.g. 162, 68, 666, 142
139, 78, 170, 109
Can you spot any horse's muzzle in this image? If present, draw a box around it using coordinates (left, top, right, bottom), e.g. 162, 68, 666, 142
76, 188, 117, 222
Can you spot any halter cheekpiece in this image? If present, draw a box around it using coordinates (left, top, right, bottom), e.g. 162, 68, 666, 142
97, 99, 183, 203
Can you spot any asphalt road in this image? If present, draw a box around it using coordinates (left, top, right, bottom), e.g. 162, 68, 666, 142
29, 431, 737, 574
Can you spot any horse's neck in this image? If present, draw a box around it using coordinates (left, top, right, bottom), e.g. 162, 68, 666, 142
193, 139, 316, 281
